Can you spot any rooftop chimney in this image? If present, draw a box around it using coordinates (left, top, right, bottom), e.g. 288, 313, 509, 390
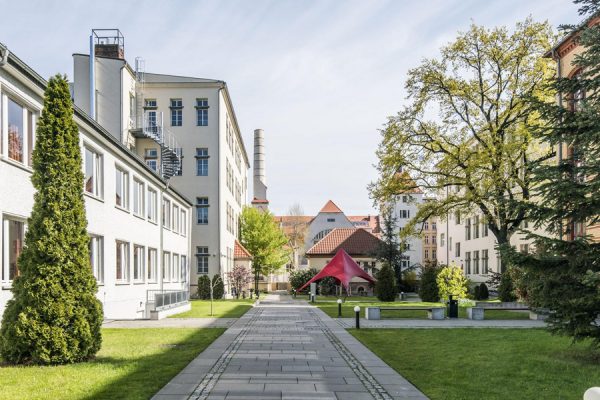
252, 129, 268, 210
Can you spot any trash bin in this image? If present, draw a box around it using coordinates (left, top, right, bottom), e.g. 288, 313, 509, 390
399, 292, 406, 301
447, 295, 458, 318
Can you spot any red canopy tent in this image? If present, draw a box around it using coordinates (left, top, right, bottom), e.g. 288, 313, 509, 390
298, 249, 376, 294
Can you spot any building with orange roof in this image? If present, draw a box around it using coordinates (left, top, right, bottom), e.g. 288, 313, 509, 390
305, 228, 384, 295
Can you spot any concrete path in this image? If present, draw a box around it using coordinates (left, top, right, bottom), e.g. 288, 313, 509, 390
336, 318, 546, 329
153, 294, 428, 399
102, 318, 236, 329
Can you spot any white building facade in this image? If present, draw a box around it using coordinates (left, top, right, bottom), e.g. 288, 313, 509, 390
70, 31, 250, 296
0, 41, 192, 320
391, 192, 424, 271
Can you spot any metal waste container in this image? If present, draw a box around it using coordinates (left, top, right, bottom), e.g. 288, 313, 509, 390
447, 295, 458, 318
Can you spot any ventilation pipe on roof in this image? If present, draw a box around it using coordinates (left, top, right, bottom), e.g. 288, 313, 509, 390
89, 32, 95, 119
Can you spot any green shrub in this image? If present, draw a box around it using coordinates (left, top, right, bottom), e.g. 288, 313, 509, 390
473, 285, 481, 300
212, 274, 224, 299
436, 264, 469, 300
498, 271, 517, 302
419, 262, 440, 302
402, 270, 418, 292
478, 283, 489, 300
289, 268, 318, 292
375, 264, 398, 302
197, 275, 211, 299
319, 276, 338, 295
0, 75, 103, 365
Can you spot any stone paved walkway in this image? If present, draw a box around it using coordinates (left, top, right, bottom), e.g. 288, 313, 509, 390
153, 294, 428, 399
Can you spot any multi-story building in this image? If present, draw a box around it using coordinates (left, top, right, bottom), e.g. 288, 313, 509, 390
0, 40, 192, 320
545, 13, 600, 242
71, 30, 251, 296
422, 214, 437, 264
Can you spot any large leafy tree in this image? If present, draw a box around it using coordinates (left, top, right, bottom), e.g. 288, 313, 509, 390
370, 20, 555, 250
509, 0, 600, 346
0, 75, 103, 364
240, 207, 290, 292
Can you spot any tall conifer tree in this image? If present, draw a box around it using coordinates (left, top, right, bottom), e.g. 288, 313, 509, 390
0, 75, 103, 364
510, 0, 600, 346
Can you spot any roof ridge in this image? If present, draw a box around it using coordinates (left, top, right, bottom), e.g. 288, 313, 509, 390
319, 200, 344, 213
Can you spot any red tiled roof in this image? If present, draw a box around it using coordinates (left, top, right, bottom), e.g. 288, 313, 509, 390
306, 228, 383, 256
234, 240, 253, 259
251, 198, 269, 204
319, 200, 343, 213
393, 171, 423, 194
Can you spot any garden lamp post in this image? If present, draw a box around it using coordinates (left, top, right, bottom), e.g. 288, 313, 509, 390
354, 306, 360, 329
337, 298, 343, 318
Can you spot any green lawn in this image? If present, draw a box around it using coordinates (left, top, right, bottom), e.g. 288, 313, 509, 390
169, 299, 254, 318
351, 328, 600, 400
314, 300, 530, 320
0, 328, 224, 400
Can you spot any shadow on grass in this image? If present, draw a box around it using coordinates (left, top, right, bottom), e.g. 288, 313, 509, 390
81, 328, 224, 400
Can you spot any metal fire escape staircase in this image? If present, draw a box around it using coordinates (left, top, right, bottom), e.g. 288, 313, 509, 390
131, 58, 182, 180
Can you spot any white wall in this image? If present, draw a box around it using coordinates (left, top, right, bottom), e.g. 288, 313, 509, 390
0, 61, 192, 320
391, 193, 424, 268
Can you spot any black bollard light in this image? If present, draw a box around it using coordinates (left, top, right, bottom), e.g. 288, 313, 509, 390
337, 298, 343, 318
354, 306, 360, 329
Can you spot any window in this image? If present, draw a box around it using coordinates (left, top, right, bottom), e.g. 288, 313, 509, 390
163, 251, 171, 281
89, 235, 104, 283
402, 195, 408, 203
424, 249, 429, 259
473, 216, 480, 239
162, 198, 171, 228
465, 218, 471, 240
196, 148, 209, 176
181, 210, 187, 236
449, 236, 452, 250
431, 222, 437, 230
146, 159, 158, 171
432, 235, 437, 244
84, 147, 103, 197
482, 219, 489, 237
147, 248, 157, 282
440, 233, 445, 247
147, 188, 157, 222
133, 245, 145, 282
7, 98, 24, 163
482, 249, 489, 274
327, 218, 335, 222
196, 98, 208, 126
145, 148, 158, 171
170, 99, 183, 126
522, 220, 529, 229
116, 241, 130, 282
196, 246, 209, 274
455, 211, 461, 224
196, 197, 209, 224
2, 217, 26, 281
519, 244, 529, 254
181, 255, 187, 282
133, 179, 144, 217
465, 251, 471, 274
432, 249, 436, 260
455, 242, 461, 257
473, 250, 480, 274
424, 235, 429, 244
399, 210, 410, 219
115, 167, 129, 209
172, 253, 179, 281
424, 222, 429, 230
173, 204, 180, 232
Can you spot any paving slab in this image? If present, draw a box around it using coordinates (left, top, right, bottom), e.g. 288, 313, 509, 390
102, 318, 237, 328
152, 294, 428, 399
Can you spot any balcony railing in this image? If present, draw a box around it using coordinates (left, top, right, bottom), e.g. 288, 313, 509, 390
147, 290, 189, 310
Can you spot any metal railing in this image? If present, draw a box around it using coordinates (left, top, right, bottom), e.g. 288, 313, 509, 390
134, 112, 183, 179
147, 290, 189, 310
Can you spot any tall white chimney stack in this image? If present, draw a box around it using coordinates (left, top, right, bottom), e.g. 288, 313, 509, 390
252, 129, 268, 210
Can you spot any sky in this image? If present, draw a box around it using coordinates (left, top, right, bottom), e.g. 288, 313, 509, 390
0, 0, 581, 216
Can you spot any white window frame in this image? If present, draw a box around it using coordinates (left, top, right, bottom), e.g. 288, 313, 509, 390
133, 178, 145, 217
147, 187, 157, 222
84, 145, 103, 198
115, 166, 129, 210
147, 248, 158, 283
196, 246, 209, 275
181, 209, 187, 236
2, 215, 27, 283
172, 253, 179, 282
173, 204, 180, 232
116, 240, 130, 283
181, 255, 187, 283
89, 234, 104, 284
163, 251, 171, 281
162, 198, 171, 229
133, 244, 145, 283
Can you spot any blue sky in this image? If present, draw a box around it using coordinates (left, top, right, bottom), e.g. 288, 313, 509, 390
0, 0, 580, 215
